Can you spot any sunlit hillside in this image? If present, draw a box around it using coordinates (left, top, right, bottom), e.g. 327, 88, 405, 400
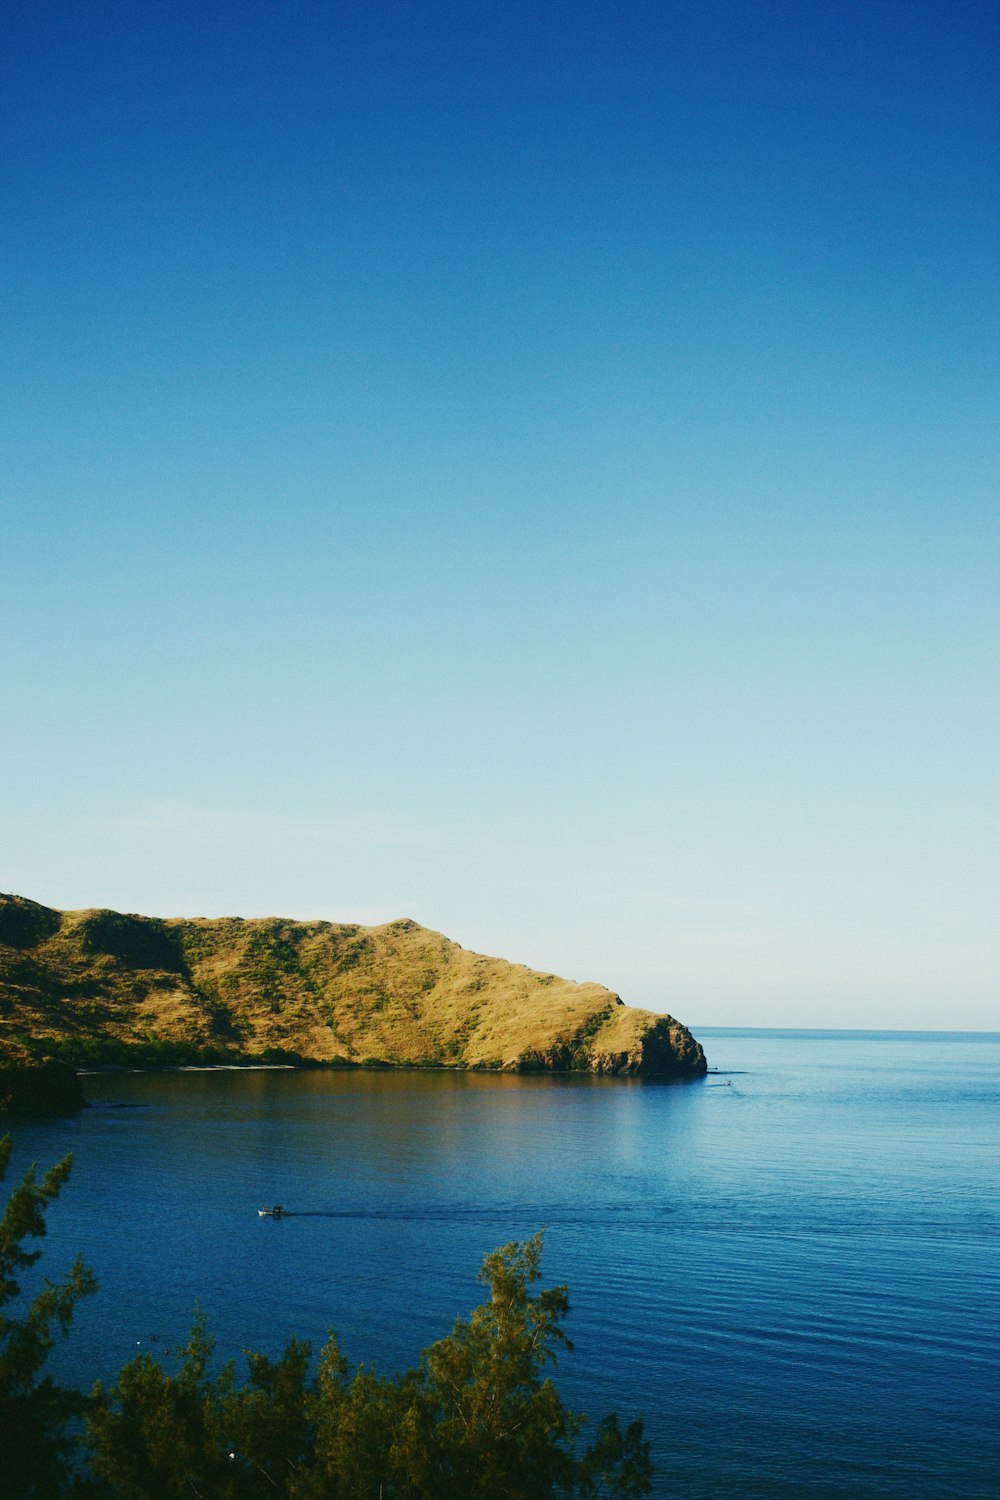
0, 893, 706, 1078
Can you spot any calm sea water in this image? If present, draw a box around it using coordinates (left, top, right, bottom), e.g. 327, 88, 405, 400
10, 1030, 1000, 1497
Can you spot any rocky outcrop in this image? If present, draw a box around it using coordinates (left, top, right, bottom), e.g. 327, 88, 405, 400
0, 1057, 86, 1115
0, 892, 707, 1080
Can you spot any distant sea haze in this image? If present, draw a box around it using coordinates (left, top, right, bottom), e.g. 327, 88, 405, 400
15, 1029, 1000, 1497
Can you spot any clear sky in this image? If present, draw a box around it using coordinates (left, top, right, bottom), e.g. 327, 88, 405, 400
2, 1, 997, 1030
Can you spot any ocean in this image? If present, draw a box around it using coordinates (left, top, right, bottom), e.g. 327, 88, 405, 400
9, 1029, 1000, 1496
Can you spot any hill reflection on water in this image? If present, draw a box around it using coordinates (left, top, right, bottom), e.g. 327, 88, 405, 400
13, 1030, 1000, 1498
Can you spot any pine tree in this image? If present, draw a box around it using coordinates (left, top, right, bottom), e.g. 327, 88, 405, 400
0, 1134, 97, 1499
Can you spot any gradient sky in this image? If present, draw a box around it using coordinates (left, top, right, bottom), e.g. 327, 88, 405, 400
2, 1, 997, 1029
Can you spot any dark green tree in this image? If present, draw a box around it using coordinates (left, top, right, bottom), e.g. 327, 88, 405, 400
298, 1233, 651, 1500
88, 1312, 315, 1498
0, 1133, 97, 1499
86, 1233, 652, 1499
416, 1234, 579, 1499
222, 1337, 314, 1495
415, 1234, 651, 1499
302, 1341, 422, 1498
575, 1415, 654, 1499
87, 1311, 242, 1499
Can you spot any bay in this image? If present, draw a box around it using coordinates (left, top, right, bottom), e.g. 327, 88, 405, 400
9, 1029, 1000, 1497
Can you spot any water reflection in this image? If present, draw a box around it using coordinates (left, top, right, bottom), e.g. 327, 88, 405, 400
11, 1038, 1000, 1498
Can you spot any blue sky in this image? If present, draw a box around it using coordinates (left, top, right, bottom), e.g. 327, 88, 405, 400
2, 1, 997, 1028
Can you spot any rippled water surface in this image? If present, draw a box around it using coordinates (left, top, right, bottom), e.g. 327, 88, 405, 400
13, 1030, 1000, 1497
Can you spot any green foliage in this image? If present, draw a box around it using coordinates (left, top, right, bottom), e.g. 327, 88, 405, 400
88, 1313, 236, 1498
0, 1134, 97, 1499
86, 1310, 316, 1498
0, 1147, 651, 1498
224, 1338, 315, 1494
76, 911, 183, 972
0, 893, 62, 949
86, 1236, 651, 1499
575, 1415, 655, 1499
303, 1340, 424, 1497
415, 1234, 580, 1499
86, 1315, 316, 1499
570, 1006, 618, 1070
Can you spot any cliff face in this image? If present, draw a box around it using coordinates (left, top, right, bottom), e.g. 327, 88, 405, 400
0, 893, 707, 1081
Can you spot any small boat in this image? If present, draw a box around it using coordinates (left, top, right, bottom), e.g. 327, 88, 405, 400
258, 1205, 284, 1218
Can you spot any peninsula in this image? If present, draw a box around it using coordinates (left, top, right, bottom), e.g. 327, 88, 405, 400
0, 893, 706, 1100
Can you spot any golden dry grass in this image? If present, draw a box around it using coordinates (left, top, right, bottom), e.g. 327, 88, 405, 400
0, 894, 706, 1077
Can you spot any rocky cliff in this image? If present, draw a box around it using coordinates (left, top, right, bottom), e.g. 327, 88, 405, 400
0, 893, 707, 1084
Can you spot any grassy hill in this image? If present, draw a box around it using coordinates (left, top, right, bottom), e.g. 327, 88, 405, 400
0, 893, 706, 1080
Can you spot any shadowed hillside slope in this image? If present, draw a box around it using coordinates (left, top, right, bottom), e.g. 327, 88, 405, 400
0, 893, 706, 1080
